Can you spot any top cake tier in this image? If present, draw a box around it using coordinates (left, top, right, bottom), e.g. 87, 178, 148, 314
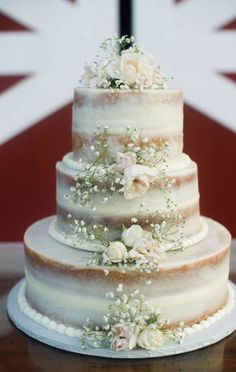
72, 88, 183, 161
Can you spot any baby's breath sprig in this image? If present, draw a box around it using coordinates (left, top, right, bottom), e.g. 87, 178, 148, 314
66, 125, 124, 210
117, 35, 142, 55
66, 125, 172, 211
149, 212, 185, 252
97, 35, 140, 89
133, 203, 185, 253
99, 34, 137, 58
80, 324, 110, 349
66, 214, 110, 248
80, 285, 185, 350
123, 126, 170, 166
106, 287, 162, 327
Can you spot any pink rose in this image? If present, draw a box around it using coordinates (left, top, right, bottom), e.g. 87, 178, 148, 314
129, 238, 166, 262
112, 152, 136, 173
111, 323, 139, 351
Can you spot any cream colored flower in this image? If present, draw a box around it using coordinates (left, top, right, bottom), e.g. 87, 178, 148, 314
106, 241, 127, 263
107, 52, 166, 88
119, 52, 139, 85
129, 238, 166, 262
121, 225, 144, 247
80, 64, 101, 88
112, 152, 137, 173
119, 52, 152, 87
105, 56, 121, 80
111, 323, 139, 351
128, 247, 142, 260
80, 35, 167, 89
143, 231, 153, 240
137, 327, 164, 350
123, 165, 156, 199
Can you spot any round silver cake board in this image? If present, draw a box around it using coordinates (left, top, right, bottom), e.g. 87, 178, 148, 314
7, 279, 236, 359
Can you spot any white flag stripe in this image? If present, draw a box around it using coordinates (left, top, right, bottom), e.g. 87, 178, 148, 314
210, 32, 236, 72
175, 0, 236, 31
135, 0, 236, 133
184, 73, 236, 132
0, 0, 80, 32
0, 33, 42, 74
0, 0, 117, 144
0, 73, 72, 144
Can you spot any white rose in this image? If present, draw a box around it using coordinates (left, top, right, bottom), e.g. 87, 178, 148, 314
121, 225, 144, 247
80, 43, 167, 89
119, 51, 157, 87
106, 241, 127, 263
123, 165, 157, 199
130, 238, 166, 262
105, 56, 121, 80
137, 54, 156, 87
124, 174, 150, 199
137, 327, 164, 350
119, 52, 140, 85
112, 323, 139, 351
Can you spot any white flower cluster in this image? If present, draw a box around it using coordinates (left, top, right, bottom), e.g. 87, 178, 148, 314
111, 151, 159, 200
150, 212, 185, 252
80, 35, 167, 90
123, 126, 170, 165
81, 285, 184, 351
66, 125, 125, 209
101, 224, 166, 269
108, 127, 171, 200
67, 125, 172, 211
65, 124, 185, 260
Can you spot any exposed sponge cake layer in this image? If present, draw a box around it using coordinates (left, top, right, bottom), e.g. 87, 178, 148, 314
24, 216, 230, 329
72, 88, 183, 161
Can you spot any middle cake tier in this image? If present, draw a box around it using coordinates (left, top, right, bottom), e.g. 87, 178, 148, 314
54, 152, 205, 249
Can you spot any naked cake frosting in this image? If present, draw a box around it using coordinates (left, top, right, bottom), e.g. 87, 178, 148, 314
20, 35, 231, 352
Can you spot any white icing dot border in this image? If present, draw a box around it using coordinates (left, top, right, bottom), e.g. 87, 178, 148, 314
48, 217, 208, 252
18, 283, 82, 338
18, 281, 234, 340
183, 283, 235, 336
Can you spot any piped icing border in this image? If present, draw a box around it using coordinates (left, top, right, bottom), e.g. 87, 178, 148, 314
48, 216, 208, 252
18, 281, 235, 340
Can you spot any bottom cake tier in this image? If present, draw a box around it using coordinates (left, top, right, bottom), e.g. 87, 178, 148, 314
23, 216, 231, 331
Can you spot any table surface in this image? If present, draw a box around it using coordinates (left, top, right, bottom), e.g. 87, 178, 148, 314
1, 243, 236, 372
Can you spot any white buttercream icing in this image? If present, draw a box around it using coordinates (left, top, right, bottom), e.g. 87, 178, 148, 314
17, 281, 235, 341
48, 216, 208, 252
62, 152, 191, 173
24, 216, 231, 329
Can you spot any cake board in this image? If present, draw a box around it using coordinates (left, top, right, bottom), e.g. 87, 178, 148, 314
7, 279, 236, 359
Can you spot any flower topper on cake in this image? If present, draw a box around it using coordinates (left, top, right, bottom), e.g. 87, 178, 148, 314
80, 35, 167, 90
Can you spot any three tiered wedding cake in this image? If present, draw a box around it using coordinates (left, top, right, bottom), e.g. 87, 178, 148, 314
19, 36, 232, 352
